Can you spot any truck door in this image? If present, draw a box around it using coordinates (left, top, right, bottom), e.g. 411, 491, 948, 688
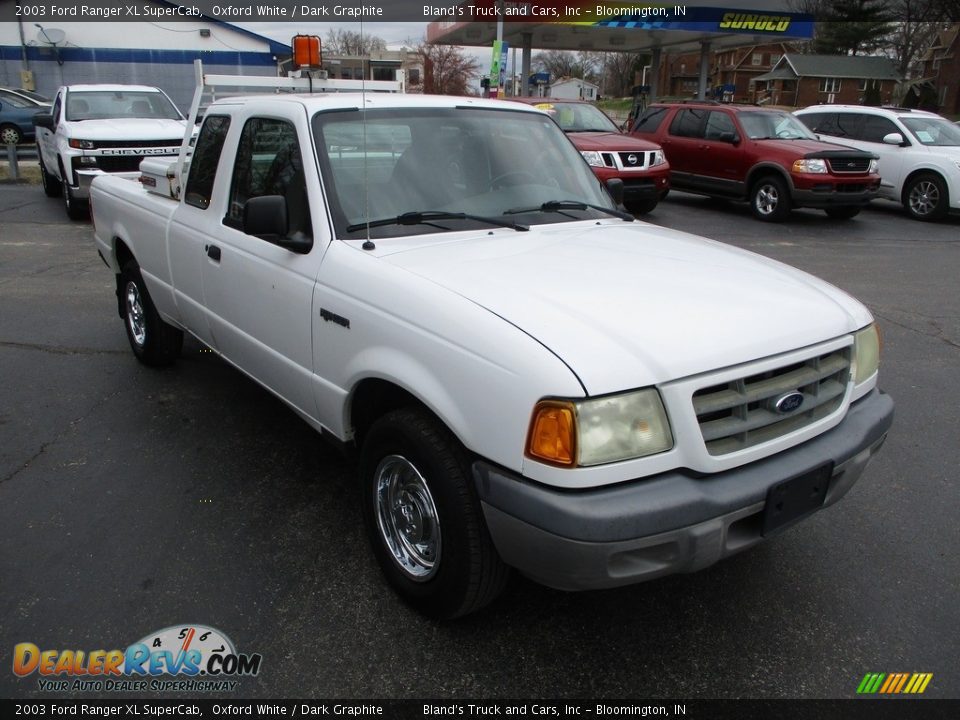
199, 112, 327, 421
39, 90, 63, 177
168, 114, 232, 349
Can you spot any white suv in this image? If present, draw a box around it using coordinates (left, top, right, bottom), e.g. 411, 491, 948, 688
795, 105, 960, 221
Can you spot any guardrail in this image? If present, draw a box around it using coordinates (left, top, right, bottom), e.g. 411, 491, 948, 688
2, 144, 37, 180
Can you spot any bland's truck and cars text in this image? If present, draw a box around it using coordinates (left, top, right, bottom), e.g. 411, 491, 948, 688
89, 68, 893, 618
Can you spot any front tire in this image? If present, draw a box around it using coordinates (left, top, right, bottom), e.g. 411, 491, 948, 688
750, 175, 792, 222
903, 173, 949, 222
360, 407, 509, 618
120, 259, 183, 366
38, 148, 62, 198
824, 206, 861, 220
625, 197, 658, 215
62, 174, 88, 221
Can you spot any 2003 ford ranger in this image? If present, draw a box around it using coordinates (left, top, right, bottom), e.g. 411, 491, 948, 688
90, 74, 893, 618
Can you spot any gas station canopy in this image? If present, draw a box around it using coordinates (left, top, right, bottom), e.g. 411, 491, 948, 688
426, 1, 814, 99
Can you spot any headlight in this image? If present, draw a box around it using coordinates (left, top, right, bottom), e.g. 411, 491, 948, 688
869, 159, 879, 174
650, 149, 666, 167
527, 389, 673, 467
792, 158, 828, 174
580, 150, 604, 168
852, 323, 880, 385
68, 139, 96, 150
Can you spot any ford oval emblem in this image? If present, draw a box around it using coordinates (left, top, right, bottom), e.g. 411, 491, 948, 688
774, 391, 805, 413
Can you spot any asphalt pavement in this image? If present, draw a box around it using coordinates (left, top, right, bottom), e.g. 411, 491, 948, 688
1, 185, 958, 700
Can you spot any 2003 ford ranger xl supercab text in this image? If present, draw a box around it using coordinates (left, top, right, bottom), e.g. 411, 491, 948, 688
90, 86, 894, 618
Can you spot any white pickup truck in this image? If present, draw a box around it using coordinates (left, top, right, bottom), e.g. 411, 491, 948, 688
34, 84, 187, 220
90, 74, 893, 618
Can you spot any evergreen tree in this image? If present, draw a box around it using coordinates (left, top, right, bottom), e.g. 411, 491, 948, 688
813, 0, 896, 55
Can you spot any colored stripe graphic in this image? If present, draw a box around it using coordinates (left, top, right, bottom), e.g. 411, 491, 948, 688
858, 672, 932, 694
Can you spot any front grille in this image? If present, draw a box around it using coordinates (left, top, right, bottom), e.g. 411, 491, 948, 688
828, 157, 871, 173
617, 151, 651, 169
73, 155, 176, 174
692, 348, 851, 456
92, 139, 182, 149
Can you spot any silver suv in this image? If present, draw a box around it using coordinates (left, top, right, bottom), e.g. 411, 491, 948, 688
795, 105, 960, 221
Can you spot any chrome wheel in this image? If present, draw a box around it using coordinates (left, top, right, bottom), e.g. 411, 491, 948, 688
374, 454, 441, 581
908, 180, 940, 217
755, 183, 779, 216
125, 280, 147, 348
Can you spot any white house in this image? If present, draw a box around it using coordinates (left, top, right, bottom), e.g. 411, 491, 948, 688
549, 77, 600, 101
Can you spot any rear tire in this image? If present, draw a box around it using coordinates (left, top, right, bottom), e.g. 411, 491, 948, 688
824, 206, 861, 220
1, 124, 23, 145
360, 407, 509, 618
120, 259, 183, 366
750, 175, 792, 222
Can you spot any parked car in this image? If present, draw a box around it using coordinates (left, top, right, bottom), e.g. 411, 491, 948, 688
0, 96, 40, 145
0, 86, 51, 108
629, 102, 881, 221
796, 105, 960, 221
510, 97, 670, 214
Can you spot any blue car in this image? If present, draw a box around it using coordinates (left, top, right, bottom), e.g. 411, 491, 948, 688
0, 93, 45, 145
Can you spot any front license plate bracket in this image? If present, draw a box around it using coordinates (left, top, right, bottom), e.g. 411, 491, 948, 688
762, 463, 833, 536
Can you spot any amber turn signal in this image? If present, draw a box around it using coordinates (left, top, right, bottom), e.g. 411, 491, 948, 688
526, 401, 576, 466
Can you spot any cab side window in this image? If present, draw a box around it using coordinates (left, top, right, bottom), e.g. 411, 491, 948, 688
184, 115, 230, 210
704, 111, 736, 141
669, 109, 706, 138
52, 94, 62, 125
226, 118, 312, 242
632, 106, 668, 134
859, 115, 901, 143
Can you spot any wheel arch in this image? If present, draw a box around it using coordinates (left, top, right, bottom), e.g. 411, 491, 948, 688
746, 163, 794, 196
900, 168, 949, 205
348, 376, 455, 452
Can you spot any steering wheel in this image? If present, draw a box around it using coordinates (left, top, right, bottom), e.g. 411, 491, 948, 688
490, 171, 536, 190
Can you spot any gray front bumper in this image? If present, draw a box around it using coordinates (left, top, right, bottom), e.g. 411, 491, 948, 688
474, 389, 894, 591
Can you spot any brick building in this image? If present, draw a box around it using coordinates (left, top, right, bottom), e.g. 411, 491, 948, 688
916, 24, 960, 115
752, 54, 900, 108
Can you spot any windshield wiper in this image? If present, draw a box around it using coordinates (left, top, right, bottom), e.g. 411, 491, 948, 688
504, 200, 634, 222
346, 211, 529, 233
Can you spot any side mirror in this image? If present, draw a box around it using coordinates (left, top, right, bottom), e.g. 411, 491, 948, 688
243, 196, 311, 253
33, 111, 54, 131
718, 131, 740, 145
605, 178, 625, 206
882, 132, 905, 146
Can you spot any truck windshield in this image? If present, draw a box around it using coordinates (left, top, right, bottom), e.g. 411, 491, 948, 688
901, 117, 960, 146
66, 90, 183, 121
313, 106, 617, 239
739, 111, 817, 140
528, 101, 620, 133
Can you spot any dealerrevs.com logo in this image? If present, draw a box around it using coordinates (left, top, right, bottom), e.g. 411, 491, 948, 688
13, 624, 262, 692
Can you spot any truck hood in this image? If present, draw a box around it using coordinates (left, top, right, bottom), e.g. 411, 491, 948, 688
378, 221, 872, 394
754, 137, 869, 157
567, 131, 660, 151
67, 118, 187, 141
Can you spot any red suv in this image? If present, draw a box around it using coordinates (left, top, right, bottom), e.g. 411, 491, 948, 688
629, 102, 881, 221
511, 97, 670, 214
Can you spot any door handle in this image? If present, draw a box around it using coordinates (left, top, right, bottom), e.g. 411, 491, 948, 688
206, 244, 221, 262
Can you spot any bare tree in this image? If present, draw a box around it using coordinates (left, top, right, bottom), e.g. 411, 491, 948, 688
323, 29, 387, 56
533, 50, 601, 83
602, 52, 648, 97
417, 43, 481, 96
